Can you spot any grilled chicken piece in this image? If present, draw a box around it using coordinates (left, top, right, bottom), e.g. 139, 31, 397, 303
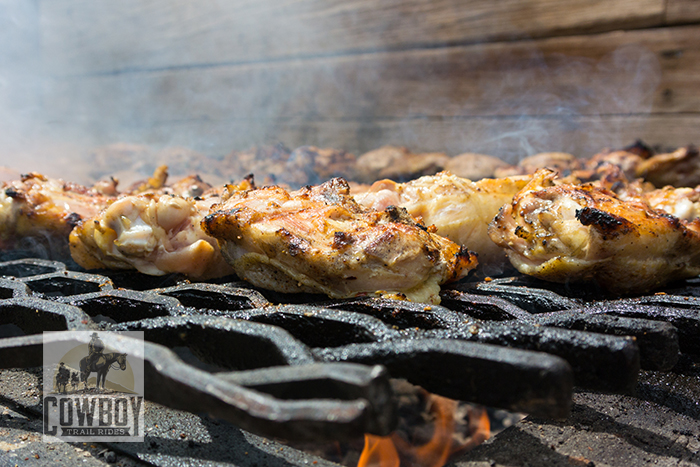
641, 186, 700, 226
0, 166, 217, 260
575, 144, 700, 189
635, 146, 700, 188
70, 193, 235, 280
590, 164, 700, 226
494, 152, 580, 178
0, 173, 116, 258
444, 153, 510, 180
355, 146, 449, 183
488, 169, 700, 294
202, 178, 477, 304
575, 150, 644, 182
220, 144, 355, 188
354, 172, 529, 271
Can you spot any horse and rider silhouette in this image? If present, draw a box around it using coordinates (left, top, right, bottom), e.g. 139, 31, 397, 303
79, 333, 127, 391
55, 362, 70, 393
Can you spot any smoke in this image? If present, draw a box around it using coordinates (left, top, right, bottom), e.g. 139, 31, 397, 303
440, 42, 662, 163
0, 1, 43, 160
0, 3, 663, 181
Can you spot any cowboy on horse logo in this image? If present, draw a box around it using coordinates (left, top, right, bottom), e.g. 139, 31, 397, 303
43, 331, 145, 443
52, 332, 128, 393
80, 332, 128, 391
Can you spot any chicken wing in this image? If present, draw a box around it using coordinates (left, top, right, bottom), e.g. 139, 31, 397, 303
354, 172, 529, 272
488, 169, 700, 293
202, 178, 477, 304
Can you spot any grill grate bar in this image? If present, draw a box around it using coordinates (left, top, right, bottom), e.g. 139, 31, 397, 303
534, 311, 680, 371
0, 332, 397, 442
312, 296, 642, 393
312, 338, 573, 418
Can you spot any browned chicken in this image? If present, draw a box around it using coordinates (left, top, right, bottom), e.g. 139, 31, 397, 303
488, 169, 700, 293
575, 144, 700, 189
494, 152, 580, 178
444, 153, 510, 180
354, 172, 529, 272
0, 166, 218, 260
220, 144, 356, 188
68, 176, 255, 280
202, 178, 477, 304
590, 164, 700, 227
635, 146, 700, 188
0, 173, 117, 258
355, 146, 449, 183
70, 193, 235, 280
640, 186, 700, 227
575, 149, 644, 182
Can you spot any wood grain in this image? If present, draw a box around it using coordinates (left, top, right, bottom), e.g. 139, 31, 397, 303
33, 0, 700, 166
39, 0, 665, 75
666, 0, 700, 23
42, 25, 700, 129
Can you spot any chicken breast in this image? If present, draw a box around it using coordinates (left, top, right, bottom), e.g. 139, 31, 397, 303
488, 169, 700, 294
70, 193, 235, 280
202, 178, 477, 304
354, 172, 529, 272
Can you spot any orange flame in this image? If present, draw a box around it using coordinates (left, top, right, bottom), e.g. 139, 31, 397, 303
358, 435, 400, 467
358, 395, 491, 467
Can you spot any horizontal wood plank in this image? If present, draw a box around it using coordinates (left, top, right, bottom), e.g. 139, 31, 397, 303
666, 0, 700, 24
39, 0, 665, 76
42, 25, 700, 130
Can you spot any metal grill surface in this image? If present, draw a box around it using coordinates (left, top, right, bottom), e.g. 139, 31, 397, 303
0, 258, 699, 465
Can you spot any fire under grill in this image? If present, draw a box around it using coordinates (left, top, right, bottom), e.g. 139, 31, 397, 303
0, 258, 698, 466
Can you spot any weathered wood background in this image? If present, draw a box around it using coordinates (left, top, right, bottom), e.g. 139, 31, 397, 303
2, 0, 700, 168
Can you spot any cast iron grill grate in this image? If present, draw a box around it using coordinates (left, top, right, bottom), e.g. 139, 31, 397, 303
0, 258, 698, 446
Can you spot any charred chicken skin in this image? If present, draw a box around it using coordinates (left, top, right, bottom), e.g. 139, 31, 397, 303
488, 169, 700, 294
354, 171, 529, 271
202, 178, 477, 304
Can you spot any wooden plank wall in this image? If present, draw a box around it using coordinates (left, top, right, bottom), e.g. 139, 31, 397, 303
28, 0, 700, 163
